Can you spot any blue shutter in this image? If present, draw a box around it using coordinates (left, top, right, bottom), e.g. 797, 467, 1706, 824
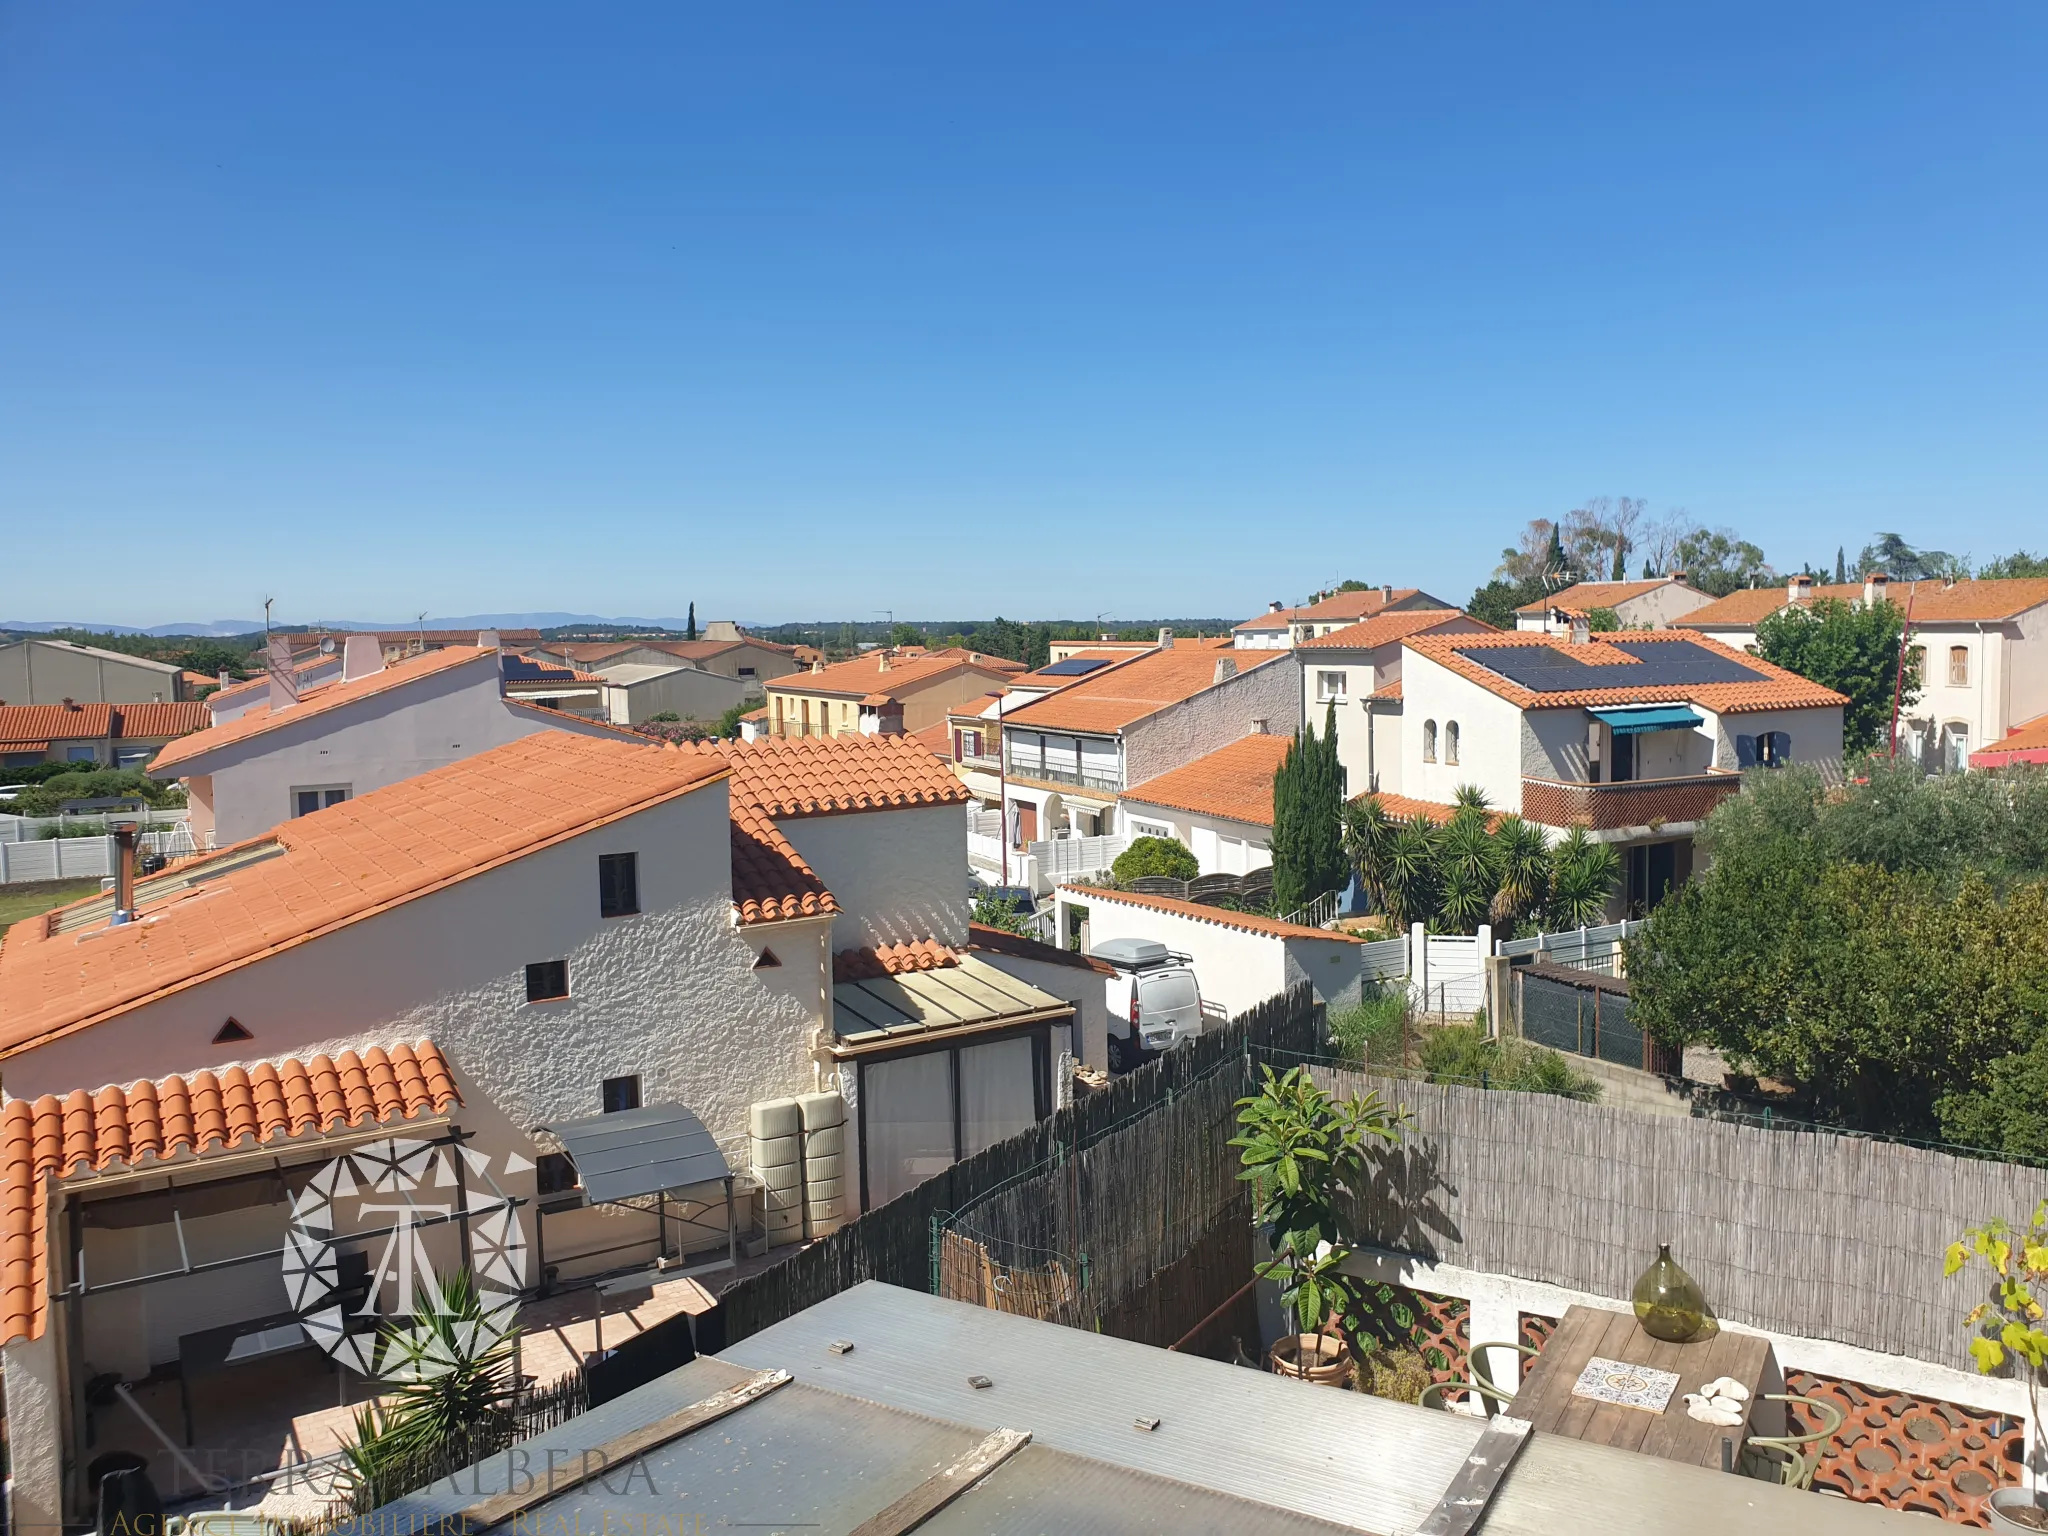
1735, 735, 1758, 768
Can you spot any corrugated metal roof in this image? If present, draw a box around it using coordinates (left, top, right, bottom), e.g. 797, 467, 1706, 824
535, 1102, 730, 1201
832, 953, 1069, 1044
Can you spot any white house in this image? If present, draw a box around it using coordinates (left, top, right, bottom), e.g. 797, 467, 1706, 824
150, 641, 650, 846
1391, 627, 1846, 915
1116, 731, 1289, 876
1512, 577, 1715, 632
1678, 573, 2048, 772
1294, 608, 1497, 798
0, 728, 1069, 1530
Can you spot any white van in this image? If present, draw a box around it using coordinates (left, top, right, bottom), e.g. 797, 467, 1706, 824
1094, 937, 1207, 1073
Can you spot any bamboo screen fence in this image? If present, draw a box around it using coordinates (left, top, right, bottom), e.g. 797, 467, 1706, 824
1324, 1065, 2046, 1373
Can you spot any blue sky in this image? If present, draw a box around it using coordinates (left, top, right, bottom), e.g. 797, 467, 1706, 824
1, 3, 2042, 628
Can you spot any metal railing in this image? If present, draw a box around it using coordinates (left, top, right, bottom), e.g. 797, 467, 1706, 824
1005, 759, 1121, 793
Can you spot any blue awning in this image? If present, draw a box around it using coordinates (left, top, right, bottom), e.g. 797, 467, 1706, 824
1588, 705, 1704, 735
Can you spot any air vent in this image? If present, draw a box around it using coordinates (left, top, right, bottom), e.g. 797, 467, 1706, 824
212, 1018, 253, 1045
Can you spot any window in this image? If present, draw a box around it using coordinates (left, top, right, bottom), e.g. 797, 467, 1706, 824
1444, 721, 1460, 766
602, 1074, 642, 1113
1735, 732, 1793, 769
525, 959, 569, 1002
1422, 720, 1438, 763
66, 746, 97, 763
292, 786, 350, 817
1948, 646, 1970, 687
1943, 722, 1970, 773
536, 1152, 578, 1194
598, 851, 639, 918
1316, 670, 1347, 704
737, 666, 756, 678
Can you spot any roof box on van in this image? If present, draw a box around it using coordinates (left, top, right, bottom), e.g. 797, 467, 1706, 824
1092, 937, 1175, 970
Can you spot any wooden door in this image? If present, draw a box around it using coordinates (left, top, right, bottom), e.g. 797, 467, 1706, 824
1015, 801, 1037, 845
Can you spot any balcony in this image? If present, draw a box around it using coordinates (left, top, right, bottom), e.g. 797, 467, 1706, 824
1521, 772, 1742, 834
1004, 761, 1122, 794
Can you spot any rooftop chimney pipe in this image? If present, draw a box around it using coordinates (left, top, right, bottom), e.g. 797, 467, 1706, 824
110, 824, 138, 926
1157, 627, 1173, 648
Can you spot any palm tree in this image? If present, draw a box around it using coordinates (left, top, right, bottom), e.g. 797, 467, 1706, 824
368, 1269, 521, 1457
1435, 813, 1500, 934
1451, 783, 1492, 812
1341, 794, 1398, 913
1489, 816, 1551, 931
1545, 828, 1621, 929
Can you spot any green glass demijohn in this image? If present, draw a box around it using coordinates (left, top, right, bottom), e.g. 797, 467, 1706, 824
1632, 1243, 1707, 1343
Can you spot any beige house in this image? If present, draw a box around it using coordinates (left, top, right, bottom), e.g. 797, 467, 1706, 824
599, 662, 753, 725
1513, 576, 1715, 631
1295, 608, 1497, 797
764, 647, 1022, 739
1232, 586, 1457, 649
1677, 574, 2048, 771
0, 640, 190, 706
533, 637, 801, 692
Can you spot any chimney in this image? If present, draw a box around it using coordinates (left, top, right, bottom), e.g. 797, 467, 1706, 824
876, 650, 891, 673
216, 669, 232, 691
1213, 657, 1237, 684
1268, 600, 1285, 614
476, 629, 501, 650
62, 696, 77, 711
1381, 583, 1393, 605
341, 633, 382, 683
1787, 574, 1813, 604
1864, 571, 1890, 607
110, 824, 137, 926
1157, 627, 1173, 648
1563, 609, 1590, 645
1668, 568, 1687, 583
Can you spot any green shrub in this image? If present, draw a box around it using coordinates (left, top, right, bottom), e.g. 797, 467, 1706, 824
5, 769, 184, 819
1418, 1022, 1600, 1101
1112, 835, 1199, 883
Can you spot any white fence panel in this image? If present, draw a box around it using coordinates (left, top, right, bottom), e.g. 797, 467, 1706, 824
1417, 932, 1486, 1014
1359, 936, 1409, 981
0, 836, 115, 884
1496, 918, 1645, 977
1034, 835, 1124, 889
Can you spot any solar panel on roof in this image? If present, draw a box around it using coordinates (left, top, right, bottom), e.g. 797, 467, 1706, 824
1038, 658, 1113, 676
1459, 640, 1763, 693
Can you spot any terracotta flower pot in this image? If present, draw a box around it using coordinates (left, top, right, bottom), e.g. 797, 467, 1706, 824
1268, 1331, 1355, 1388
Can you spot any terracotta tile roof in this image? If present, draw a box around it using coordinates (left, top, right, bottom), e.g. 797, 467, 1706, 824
1679, 578, 2048, 630
1371, 680, 1403, 701
680, 733, 971, 818
0, 734, 731, 1054
205, 673, 278, 708
1121, 733, 1291, 828
178, 670, 213, 691
833, 939, 959, 982
727, 797, 837, 925
113, 702, 211, 739
909, 720, 954, 758
0, 1042, 458, 1346
766, 649, 1014, 700
1297, 610, 1491, 651
0, 704, 113, 744
1970, 713, 2048, 767
151, 647, 496, 772
1512, 579, 1691, 615
1001, 640, 1284, 735
1234, 589, 1447, 631
1348, 790, 1501, 828
962, 922, 1115, 975
1404, 630, 1847, 715
1061, 884, 1365, 943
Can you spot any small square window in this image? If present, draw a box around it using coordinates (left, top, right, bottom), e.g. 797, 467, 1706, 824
293, 786, 349, 817
66, 746, 97, 763
525, 959, 569, 1002
602, 1074, 642, 1114
535, 1152, 578, 1194
1316, 671, 1347, 703
599, 851, 640, 919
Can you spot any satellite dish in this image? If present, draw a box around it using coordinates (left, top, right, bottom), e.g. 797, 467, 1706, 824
320, 637, 336, 654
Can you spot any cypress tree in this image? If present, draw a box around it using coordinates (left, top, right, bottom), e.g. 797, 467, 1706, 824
1272, 706, 1345, 916
686, 602, 697, 641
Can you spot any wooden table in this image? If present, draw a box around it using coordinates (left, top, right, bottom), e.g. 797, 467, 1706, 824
1505, 1304, 1777, 1472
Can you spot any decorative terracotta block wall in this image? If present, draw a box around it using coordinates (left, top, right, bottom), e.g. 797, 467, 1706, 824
1785, 1370, 2023, 1527
1355, 1281, 1470, 1384
1520, 774, 1740, 831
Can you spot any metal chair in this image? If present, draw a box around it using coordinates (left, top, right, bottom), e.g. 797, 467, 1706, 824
1741, 1394, 1845, 1491
1417, 1341, 1540, 1417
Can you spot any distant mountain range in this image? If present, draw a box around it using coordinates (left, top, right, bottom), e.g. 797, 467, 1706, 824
0, 612, 698, 637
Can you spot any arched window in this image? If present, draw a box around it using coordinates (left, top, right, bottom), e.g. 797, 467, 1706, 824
1422, 719, 1438, 763
1445, 721, 1461, 766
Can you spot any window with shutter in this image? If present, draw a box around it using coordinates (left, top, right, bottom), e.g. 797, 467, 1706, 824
598, 851, 639, 918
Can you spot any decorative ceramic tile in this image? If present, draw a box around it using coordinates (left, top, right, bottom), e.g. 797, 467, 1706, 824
1570, 1355, 1680, 1413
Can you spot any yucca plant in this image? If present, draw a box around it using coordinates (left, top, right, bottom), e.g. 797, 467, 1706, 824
1545, 827, 1621, 929
1379, 817, 1443, 931
1451, 783, 1492, 811
1490, 816, 1552, 931
1341, 794, 1399, 915
1435, 813, 1501, 934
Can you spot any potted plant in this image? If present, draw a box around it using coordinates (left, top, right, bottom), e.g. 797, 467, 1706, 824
1946, 1202, 2048, 1532
1232, 1064, 1405, 1387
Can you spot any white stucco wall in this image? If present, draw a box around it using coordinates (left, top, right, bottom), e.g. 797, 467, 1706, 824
780, 803, 967, 952
7, 783, 822, 1153
1113, 799, 1271, 876
602, 667, 750, 726
1060, 890, 1285, 1021
1401, 653, 1524, 810
1282, 934, 1365, 1013
177, 657, 647, 846
2, 1329, 62, 1535
1702, 704, 1844, 771
1521, 708, 1592, 782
